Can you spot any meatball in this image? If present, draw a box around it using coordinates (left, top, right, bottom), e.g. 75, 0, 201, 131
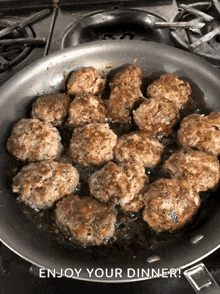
178, 112, 220, 156
163, 148, 220, 192
109, 64, 142, 90
89, 161, 148, 212
114, 131, 164, 168
107, 86, 143, 123
69, 123, 117, 166
121, 192, 145, 212
147, 73, 192, 108
55, 194, 116, 246
142, 178, 201, 232
31, 93, 71, 126
67, 67, 106, 96
67, 92, 106, 128
133, 98, 180, 135
12, 161, 79, 210
7, 118, 63, 161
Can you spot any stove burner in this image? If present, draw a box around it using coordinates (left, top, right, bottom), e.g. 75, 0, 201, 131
103, 32, 135, 40
61, 9, 172, 49
170, 3, 220, 68
0, 18, 34, 73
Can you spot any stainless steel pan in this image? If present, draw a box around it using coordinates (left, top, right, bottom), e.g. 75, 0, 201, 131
1, 41, 220, 288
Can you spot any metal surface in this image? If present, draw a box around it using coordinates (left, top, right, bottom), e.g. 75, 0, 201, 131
61, 9, 172, 49
0, 9, 50, 38
188, 27, 220, 51
0, 18, 35, 74
0, 38, 46, 45
179, 4, 214, 21
1, 40, 220, 282
212, 0, 220, 15
44, 1, 59, 56
184, 263, 220, 293
0, 55, 10, 70
154, 19, 205, 29
170, 7, 220, 67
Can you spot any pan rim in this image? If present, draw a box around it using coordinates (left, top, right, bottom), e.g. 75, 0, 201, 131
0, 238, 220, 283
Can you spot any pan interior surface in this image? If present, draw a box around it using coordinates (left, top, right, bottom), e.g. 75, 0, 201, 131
1, 40, 220, 282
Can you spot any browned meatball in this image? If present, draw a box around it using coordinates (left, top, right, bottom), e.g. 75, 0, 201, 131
89, 161, 148, 212
147, 73, 192, 108
121, 193, 145, 212
163, 148, 220, 192
178, 112, 220, 156
107, 86, 143, 123
67, 92, 106, 128
109, 64, 142, 90
31, 93, 71, 126
12, 161, 79, 210
114, 131, 164, 168
69, 123, 117, 166
55, 194, 116, 246
67, 67, 106, 96
133, 98, 180, 135
7, 118, 63, 162
142, 178, 201, 233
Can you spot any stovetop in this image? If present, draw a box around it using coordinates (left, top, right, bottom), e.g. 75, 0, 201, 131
0, 0, 178, 87
1, 1, 220, 293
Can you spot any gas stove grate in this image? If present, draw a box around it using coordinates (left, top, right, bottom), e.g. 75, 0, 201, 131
0, 19, 34, 73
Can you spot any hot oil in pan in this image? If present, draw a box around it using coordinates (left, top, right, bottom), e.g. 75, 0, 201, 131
5, 85, 220, 258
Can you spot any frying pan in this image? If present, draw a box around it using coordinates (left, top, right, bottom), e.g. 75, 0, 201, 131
1, 40, 220, 285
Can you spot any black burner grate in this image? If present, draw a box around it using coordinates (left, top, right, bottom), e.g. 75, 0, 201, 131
0, 18, 34, 73
170, 2, 220, 68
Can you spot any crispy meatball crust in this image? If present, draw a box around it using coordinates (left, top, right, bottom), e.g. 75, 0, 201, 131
67, 92, 106, 128
67, 67, 106, 96
89, 161, 148, 212
142, 179, 201, 233
69, 123, 117, 166
55, 195, 116, 246
114, 131, 164, 168
12, 161, 79, 210
178, 112, 220, 156
107, 86, 143, 123
147, 73, 192, 108
7, 118, 63, 161
133, 98, 180, 135
31, 93, 71, 126
163, 149, 220, 192
109, 64, 142, 90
